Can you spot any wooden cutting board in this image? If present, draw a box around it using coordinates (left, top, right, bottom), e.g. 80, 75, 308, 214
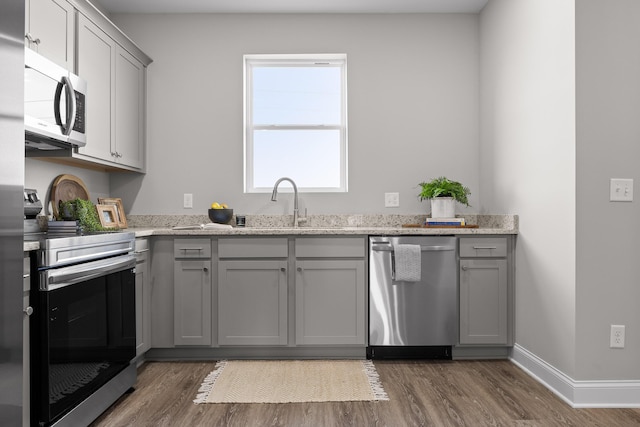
51, 174, 90, 219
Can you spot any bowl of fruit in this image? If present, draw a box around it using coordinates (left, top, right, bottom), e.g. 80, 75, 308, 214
208, 202, 233, 224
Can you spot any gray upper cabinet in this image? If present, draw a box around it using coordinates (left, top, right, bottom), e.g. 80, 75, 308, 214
295, 237, 366, 346
25, 0, 75, 69
459, 237, 510, 345
174, 239, 212, 346
114, 46, 145, 169
76, 14, 147, 171
76, 14, 114, 165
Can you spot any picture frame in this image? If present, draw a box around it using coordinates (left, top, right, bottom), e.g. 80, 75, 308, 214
97, 197, 128, 228
96, 204, 118, 228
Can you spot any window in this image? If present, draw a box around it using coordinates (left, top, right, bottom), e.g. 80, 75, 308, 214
244, 54, 348, 193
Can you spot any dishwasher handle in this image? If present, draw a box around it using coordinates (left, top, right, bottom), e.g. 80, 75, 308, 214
371, 244, 456, 252
372, 243, 456, 281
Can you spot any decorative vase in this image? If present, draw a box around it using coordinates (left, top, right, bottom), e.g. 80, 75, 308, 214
430, 197, 455, 218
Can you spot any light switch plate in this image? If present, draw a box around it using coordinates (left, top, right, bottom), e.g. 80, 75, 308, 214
610, 179, 633, 202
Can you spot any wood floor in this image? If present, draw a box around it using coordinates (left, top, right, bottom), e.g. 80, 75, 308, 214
91, 360, 640, 426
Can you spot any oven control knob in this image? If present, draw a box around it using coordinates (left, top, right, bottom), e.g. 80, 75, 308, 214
23, 306, 33, 316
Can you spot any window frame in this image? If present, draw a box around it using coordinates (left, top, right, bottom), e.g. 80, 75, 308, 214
243, 53, 348, 193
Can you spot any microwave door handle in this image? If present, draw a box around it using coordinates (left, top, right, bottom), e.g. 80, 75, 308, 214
54, 80, 64, 129
61, 76, 76, 136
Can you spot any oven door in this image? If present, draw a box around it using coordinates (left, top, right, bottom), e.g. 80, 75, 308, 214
33, 254, 136, 425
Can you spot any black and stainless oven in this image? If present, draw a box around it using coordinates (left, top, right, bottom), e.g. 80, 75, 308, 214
29, 231, 137, 427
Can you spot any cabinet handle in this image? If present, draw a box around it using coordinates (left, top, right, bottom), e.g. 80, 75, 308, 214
203, 267, 209, 273
181, 248, 203, 252
281, 267, 286, 272
461, 265, 468, 271
472, 246, 497, 250
297, 267, 302, 272
134, 249, 150, 254
25, 33, 40, 46
24, 306, 34, 316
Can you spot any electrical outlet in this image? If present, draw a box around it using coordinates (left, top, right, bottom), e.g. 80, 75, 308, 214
610, 325, 625, 348
183, 193, 193, 209
610, 179, 633, 202
385, 192, 400, 208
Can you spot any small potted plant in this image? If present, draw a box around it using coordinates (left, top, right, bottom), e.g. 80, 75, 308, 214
418, 176, 471, 218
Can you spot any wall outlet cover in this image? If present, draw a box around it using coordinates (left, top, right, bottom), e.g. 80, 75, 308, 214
610, 324, 625, 349
183, 193, 193, 209
385, 192, 400, 208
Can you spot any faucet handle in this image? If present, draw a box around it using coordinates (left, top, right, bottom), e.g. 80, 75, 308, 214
298, 208, 308, 225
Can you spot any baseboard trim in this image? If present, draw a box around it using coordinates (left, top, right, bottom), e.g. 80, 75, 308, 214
511, 344, 640, 408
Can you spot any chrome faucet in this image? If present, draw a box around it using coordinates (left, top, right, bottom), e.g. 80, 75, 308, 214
271, 177, 303, 227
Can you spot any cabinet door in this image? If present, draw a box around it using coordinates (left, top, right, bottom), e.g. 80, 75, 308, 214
459, 259, 508, 345
295, 259, 365, 345
218, 260, 288, 345
76, 14, 115, 162
25, 0, 74, 69
115, 45, 145, 170
174, 260, 212, 346
150, 238, 175, 348
135, 240, 151, 356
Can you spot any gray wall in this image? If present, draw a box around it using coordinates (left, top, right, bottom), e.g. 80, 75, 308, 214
25, 159, 111, 218
482, 0, 640, 383
575, 0, 640, 380
480, 0, 576, 377
110, 13, 480, 217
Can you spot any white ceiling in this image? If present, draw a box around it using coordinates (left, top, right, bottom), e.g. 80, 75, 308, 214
94, 0, 489, 14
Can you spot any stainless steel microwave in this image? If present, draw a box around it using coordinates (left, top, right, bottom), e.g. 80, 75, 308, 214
24, 48, 87, 152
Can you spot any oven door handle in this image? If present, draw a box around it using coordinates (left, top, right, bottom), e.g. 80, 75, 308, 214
43, 254, 136, 291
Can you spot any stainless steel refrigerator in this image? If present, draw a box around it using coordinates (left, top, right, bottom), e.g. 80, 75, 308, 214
0, 0, 25, 425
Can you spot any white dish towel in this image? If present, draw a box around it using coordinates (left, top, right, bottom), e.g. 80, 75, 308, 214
394, 244, 421, 282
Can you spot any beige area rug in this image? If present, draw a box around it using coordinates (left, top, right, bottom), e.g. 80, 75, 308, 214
193, 360, 389, 404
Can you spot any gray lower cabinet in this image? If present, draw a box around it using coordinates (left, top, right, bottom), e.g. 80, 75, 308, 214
217, 237, 288, 346
295, 259, 365, 345
174, 239, 212, 346
150, 237, 175, 348
458, 237, 509, 345
218, 260, 288, 345
295, 237, 366, 346
135, 238, 151, 357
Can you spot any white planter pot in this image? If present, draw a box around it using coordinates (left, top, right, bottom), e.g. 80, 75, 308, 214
430, 197, 455, 218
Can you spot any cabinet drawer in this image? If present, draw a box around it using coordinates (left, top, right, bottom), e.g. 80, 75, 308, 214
219, 238, 288, 258
459, 237, 507, 258
295, 237, 365, 258
174, 238, 212, 259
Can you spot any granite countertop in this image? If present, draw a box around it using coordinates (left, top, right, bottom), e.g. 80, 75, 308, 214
24, 214, 518, 251
127, 214, 518, 237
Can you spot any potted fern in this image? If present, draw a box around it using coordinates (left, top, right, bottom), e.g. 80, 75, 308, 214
418, 176, 471, 218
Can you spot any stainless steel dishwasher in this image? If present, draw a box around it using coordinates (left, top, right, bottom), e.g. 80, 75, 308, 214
367, 235, 457, 359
